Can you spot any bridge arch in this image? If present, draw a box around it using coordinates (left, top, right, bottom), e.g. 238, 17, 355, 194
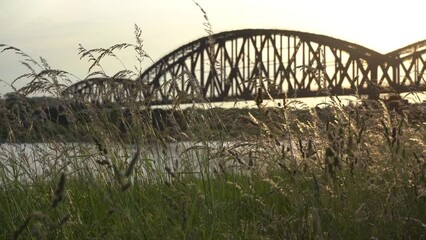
378, 40, 426, 92
139, 29, 387, 104
63, 29, 426, 105
62, 77, 146, 104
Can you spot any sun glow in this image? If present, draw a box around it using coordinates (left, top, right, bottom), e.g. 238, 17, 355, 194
205, 0, 426, 54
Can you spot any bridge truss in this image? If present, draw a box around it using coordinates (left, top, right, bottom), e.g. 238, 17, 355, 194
62, 29, 426, 105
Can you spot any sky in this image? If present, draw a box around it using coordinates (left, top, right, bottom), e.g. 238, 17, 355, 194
0, 0, 425, 96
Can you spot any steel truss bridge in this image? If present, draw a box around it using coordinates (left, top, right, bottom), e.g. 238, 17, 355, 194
62, 29, 426, 105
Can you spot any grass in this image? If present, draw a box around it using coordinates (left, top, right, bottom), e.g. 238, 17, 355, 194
0, 22, 426, 239
0, 94, 425, 239
1, 144, 425, 239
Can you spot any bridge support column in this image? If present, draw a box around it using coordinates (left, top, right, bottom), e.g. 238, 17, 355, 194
368, 64, 380, 100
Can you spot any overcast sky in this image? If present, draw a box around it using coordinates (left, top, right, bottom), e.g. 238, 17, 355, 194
0, 0, 425, 95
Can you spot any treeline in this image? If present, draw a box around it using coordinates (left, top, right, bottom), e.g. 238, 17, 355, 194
0, 93, 233, 143
0, 92, 291, 143
1, 92, 424, 143
0, 93, 72, 142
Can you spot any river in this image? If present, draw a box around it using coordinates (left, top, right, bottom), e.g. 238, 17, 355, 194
0, 140, 283, 184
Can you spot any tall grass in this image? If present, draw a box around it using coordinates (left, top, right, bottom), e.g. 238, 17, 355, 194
0, 21, 425, 240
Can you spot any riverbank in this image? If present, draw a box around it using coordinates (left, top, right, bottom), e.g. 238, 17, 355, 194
3, 165, 425, 239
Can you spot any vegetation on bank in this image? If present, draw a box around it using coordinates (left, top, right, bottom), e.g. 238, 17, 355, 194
1, 92, 425, 143
0, 23, 425, 239
0, 93, 425, 239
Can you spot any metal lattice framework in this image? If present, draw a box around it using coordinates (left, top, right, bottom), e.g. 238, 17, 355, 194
379, 40, 426, 92
62, 29, 426, 105
61, 78, 144, 104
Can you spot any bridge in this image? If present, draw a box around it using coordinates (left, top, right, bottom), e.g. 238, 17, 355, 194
62, 29, 426, 105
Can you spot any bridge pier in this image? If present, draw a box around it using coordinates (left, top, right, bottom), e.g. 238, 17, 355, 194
367, 64, 380, 100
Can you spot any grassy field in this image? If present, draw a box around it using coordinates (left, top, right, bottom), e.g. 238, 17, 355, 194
0, 95, 425, 239
0, 24, 425, 239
